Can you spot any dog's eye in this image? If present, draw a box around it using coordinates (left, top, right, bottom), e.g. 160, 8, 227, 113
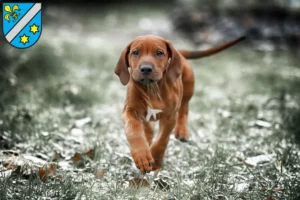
156, 50, 164, 56
132, 50, 139, 56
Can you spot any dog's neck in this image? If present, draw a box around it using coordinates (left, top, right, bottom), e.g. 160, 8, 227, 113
145, 82, 162, 101
133, 81, 162, 102
133, 75, 177, 103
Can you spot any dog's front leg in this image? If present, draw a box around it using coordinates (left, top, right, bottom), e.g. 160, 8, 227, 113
150, 115, 177, 170
123, 111, 155, 173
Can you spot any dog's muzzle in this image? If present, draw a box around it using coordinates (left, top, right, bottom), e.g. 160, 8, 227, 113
139, 64, 154, 84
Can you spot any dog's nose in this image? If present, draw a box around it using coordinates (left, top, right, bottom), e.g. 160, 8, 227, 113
140, 65, 152, 74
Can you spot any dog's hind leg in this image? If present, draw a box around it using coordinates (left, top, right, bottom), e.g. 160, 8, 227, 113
174, 64, 195, 142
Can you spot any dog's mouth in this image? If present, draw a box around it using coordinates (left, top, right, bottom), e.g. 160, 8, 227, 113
139, 78, 155, 85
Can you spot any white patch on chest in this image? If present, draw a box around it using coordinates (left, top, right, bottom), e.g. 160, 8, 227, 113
146, 106, 163, 121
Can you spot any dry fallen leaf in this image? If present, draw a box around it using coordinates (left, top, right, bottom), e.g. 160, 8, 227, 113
38, 163, 57, 182
216, 194, 224, 199
2, 150, 19, 157
71, 152, 82, 163
95, 169, 105, 179
2, 153, 23, 170
216, 195, 225, 199
237, 157, 255, 168
3, 159, 16, 169
84, 149, 95, 160
10, 165, 33, 180
38, 168, 47, 182
56, 175, 63, 181
71, 149, 95, 164
267, 196, 275, 200
48, 163, 56, 176
2, 153, 37, 180
154, 178, 170, 191
127, 178, 150, 188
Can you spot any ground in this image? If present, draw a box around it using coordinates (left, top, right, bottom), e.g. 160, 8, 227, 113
0, 4, 300, 200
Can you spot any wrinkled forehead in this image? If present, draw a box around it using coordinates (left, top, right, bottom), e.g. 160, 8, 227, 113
130, 36, 167, 50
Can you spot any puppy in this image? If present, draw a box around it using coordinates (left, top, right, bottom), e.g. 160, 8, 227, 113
114, 35, 245, 173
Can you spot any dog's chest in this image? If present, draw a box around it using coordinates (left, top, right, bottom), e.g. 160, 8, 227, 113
142, 81, 183, 122
145, 95, 181, 122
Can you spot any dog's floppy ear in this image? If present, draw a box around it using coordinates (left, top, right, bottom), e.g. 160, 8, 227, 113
114, 42, 131, 85
166, 40, 182, 82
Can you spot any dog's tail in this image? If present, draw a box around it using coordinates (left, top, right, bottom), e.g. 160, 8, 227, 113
178, 36, 246, 59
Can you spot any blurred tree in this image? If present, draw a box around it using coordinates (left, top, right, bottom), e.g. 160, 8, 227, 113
42, 0, 176, 5
172, 0, 300, 51
177, 0, 300, 11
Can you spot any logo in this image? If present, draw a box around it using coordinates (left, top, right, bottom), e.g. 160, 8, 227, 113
2, 2, 42, 49
146, 106, 162, 121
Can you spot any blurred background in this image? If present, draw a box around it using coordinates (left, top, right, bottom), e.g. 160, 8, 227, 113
1, 0, 300, 199
1, 0, 300, 104
1, 0, 300, 155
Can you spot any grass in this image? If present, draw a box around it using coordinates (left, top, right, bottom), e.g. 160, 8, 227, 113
1, 3, 300, 200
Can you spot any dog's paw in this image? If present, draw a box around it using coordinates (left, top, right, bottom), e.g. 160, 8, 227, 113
130, 147, 154, 173
174, 127, 189, 142
150, 146, 165, 171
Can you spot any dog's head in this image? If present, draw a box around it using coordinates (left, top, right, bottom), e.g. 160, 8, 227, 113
114, 35, 182, 85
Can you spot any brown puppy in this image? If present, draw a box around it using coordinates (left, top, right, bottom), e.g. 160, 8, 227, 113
114, 35, 245, 173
